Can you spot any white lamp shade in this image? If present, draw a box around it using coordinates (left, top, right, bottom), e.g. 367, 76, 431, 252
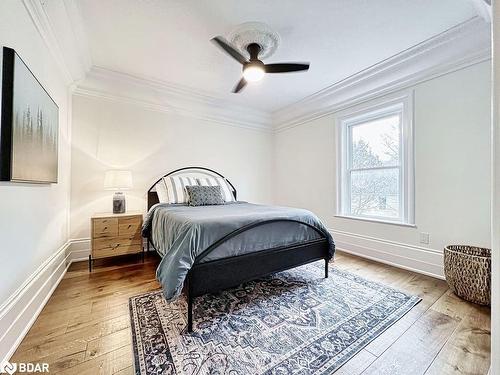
104, 170, 133, 190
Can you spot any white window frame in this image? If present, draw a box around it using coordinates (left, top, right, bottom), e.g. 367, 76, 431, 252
336, 92, 415, 226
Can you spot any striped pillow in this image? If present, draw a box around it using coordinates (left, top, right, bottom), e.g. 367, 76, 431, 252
155, 180, 169, 203
157, 176, 199, 204
197, 177, 235, 202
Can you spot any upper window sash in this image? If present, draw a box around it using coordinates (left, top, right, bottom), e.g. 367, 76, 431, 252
346, 111, 403, 172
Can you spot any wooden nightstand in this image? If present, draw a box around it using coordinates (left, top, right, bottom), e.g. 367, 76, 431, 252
89, 212, 144, 271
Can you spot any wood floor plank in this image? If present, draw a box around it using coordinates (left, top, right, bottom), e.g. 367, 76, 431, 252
361, 309, 460, 375
114, 366, 135, 375
85, 328, 131, 360
363, 274, 449, 357
44, 278, 159, 314
363, 301, 428, 357
36, 350, 87, 374
425, 305, 491, 375
15, 323, 69, 352
11, 335, 88, 365
13, 308, 133, 372
430, 288, 484, 320
334, 349, 378, 375
66, 303, 131, 333
56, 345, 133, 375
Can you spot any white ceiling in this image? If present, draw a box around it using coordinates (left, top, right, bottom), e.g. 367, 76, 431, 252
75, 0, 478, 113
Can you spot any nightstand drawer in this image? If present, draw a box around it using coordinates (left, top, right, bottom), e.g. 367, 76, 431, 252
119, 217, 142, 236
92, 244, 142, 259
89, 212, 144, 271
93, 218, 118, 238
93, 234, 142, 251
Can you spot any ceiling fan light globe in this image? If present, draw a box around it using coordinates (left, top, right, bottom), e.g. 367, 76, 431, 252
243, 66, 265, 82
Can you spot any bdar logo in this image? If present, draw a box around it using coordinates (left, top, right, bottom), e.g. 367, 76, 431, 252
0, 361, 49, 374
0, 361, 17, 375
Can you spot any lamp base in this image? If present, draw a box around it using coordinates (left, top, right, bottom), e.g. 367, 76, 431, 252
113, 192, 126, 214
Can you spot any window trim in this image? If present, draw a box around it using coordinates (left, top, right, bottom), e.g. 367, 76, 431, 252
336, 92, 415, 225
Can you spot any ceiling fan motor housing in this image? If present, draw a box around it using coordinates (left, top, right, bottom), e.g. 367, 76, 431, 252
246, 43, 263, 61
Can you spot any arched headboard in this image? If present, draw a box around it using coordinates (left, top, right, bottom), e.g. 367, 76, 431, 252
147, 167, 237, 210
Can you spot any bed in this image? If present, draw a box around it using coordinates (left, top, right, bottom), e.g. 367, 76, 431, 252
143, 167, 335, 332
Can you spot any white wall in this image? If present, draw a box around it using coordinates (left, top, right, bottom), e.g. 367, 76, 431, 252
491, 3, 499, 373
0, 1, 72, 305
0, 1, 73, 361
70, 95, 273, 240
274, 61, 491, 277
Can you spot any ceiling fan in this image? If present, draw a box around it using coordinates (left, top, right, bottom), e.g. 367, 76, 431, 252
211, 36, 310, 93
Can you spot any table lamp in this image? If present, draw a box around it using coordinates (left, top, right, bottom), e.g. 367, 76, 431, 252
104, 170, 132, 214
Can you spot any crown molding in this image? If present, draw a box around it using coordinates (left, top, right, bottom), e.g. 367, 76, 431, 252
273, 17, 491, 132
62, 0, 92, 74
469, 0, 491, 22
22, 0, 73, 83
22, 0, 91, 85
74, 67, 273, 131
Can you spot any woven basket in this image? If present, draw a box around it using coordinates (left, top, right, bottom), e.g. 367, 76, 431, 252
444, 245, 491, 305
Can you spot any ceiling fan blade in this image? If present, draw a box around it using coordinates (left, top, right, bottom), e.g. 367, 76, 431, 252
264, 63, 310, 73
211, 36, 247, 65
233, 78, 247, 93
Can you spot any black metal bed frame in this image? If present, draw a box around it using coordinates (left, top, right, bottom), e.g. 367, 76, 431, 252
146, 167, 330, 333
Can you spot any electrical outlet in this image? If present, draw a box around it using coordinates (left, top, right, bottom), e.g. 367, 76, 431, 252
419, 232, 430, 245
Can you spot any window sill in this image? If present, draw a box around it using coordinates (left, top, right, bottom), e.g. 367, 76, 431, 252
334, 215, 416, 228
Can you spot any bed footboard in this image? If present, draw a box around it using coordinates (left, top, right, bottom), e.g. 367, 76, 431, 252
186, 238, 330, 332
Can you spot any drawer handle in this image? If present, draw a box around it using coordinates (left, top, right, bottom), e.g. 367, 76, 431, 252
111, 244, 120, 249
128, 225, 132, 229
103, 226, 107, 230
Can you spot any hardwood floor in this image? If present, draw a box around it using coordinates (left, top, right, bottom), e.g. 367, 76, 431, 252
11, 251, 491, 374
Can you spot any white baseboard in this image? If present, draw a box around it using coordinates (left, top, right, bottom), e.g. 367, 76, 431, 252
67, 238, 91, 262
0, 240, 77, 364
330, 229, 445, 280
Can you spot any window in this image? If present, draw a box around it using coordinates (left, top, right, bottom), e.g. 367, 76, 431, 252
337, 95, 414, 225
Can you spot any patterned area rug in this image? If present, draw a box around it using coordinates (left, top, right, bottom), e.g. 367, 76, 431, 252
129, 262, 420, 374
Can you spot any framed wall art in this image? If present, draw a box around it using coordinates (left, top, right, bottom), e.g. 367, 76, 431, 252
0, 47, 58, 183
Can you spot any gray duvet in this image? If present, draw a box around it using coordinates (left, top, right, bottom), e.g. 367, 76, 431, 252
142, 202, 335, 300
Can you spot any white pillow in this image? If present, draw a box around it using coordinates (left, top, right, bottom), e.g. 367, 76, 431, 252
155, 180, 169, 203
156, 176, 199, 204
197, 176, 235, 202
